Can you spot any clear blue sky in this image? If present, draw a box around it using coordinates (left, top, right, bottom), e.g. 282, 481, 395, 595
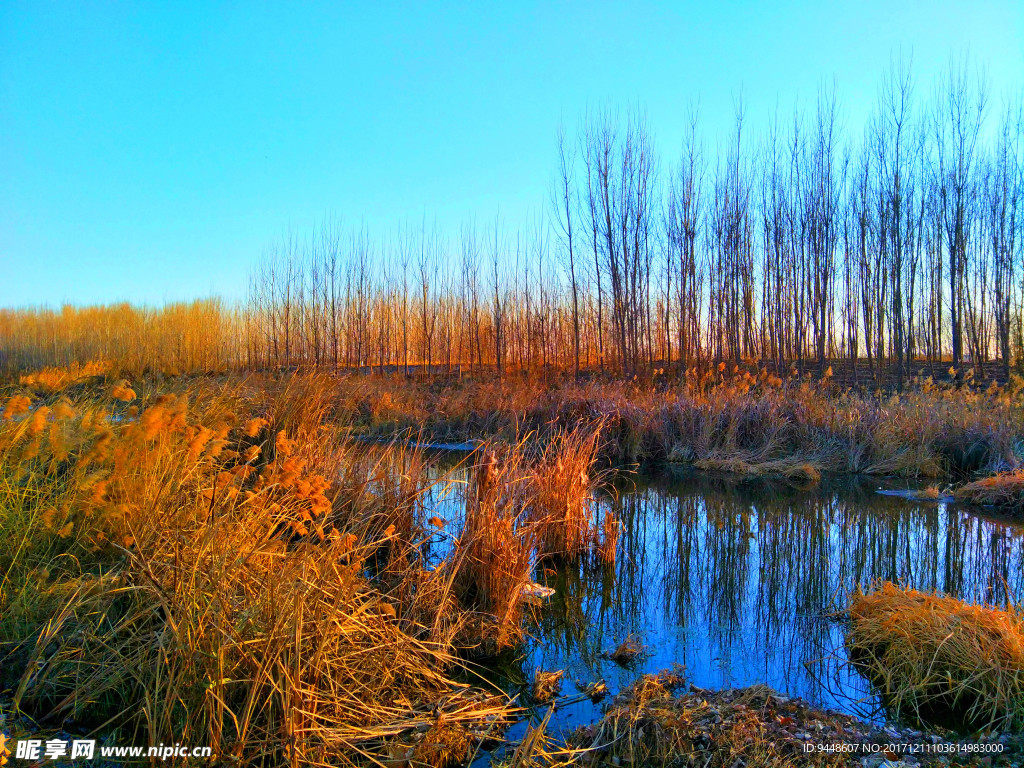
2, 1, 1022, 307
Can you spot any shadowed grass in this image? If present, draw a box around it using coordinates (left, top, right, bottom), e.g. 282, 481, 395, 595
954, 470, 1024, 516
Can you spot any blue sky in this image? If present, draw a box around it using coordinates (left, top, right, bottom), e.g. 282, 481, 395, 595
2, 1, 1022, 307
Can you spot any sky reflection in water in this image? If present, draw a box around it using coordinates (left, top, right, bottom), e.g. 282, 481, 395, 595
411, 454, 1024, 739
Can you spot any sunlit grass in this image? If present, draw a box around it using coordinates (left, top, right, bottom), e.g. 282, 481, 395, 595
0, 375, 521, 765
847, 582, 1024, 732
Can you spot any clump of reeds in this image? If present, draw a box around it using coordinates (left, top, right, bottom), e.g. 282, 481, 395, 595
449, 428, 617, 655
528, 426, 604, 561
846, 582, 1024, 731
451, 445, 536, 656
783, 462, 821, 485
954, 469, 1024, 516
0, 374, 517, 766
693, 456, 823, 485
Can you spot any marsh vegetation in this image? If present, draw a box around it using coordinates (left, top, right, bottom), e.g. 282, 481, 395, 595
2, 368, 1023, 766
2, 57, 1024, 768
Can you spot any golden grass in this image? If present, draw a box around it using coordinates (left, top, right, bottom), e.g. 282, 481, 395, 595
8, 344, 1024, 486
0, 300, 244, 376
17, 360, 110, 393
492, 705, 564, 768
407, 719, 473, 768
528, 426, 606, 561
0, 374, 518, 765
452, 445, 536, 657
846, 582, 1024, 732
449, 427, 616, 657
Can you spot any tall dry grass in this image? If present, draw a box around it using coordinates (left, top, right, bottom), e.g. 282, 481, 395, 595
341, 371, 1024, 480
0, 300, 246, 376
453, 444, 537, 657
0, 374, 515, 765
445, 424, 615, 659
527, 426, 607, 560
847, 582, 1024, 732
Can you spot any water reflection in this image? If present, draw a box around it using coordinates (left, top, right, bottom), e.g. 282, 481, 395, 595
405, 451, 1024, 731
522, 470, 1024, 730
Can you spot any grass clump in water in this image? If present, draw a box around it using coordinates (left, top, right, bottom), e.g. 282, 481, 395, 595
954, 469, 1024, 516
451, 426, 616, 657
529, 427, 603, 560
530, 669, 564, 704
846, 582, 1024, 732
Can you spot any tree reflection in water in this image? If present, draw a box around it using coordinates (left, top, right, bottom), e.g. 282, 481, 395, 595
409, 452, 1024, 733
524, 470, 1024, 731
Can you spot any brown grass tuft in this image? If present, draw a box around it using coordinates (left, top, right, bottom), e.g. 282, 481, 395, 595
530, 669, 565, 704
846, 582, 1024, 731
452, 446, 535, 656
528, 425, 605, 561
954, 470, 1024, 516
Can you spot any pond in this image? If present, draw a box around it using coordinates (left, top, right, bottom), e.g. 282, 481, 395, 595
408, 452, 1024, 749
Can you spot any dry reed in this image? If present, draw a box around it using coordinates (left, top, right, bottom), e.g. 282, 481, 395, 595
449, 426, 616, 656
451, 445, 536, 656
954, 469, 1024, 516
528, 425, 606, 561
846, 582, 1024, 732
0, 374, 517, 766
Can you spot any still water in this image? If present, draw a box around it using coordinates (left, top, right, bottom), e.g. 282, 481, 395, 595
412, 453, 1024, 739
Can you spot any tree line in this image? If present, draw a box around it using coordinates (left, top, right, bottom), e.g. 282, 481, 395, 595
3, 59, 1021, 385
246, 60, 1023, 384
